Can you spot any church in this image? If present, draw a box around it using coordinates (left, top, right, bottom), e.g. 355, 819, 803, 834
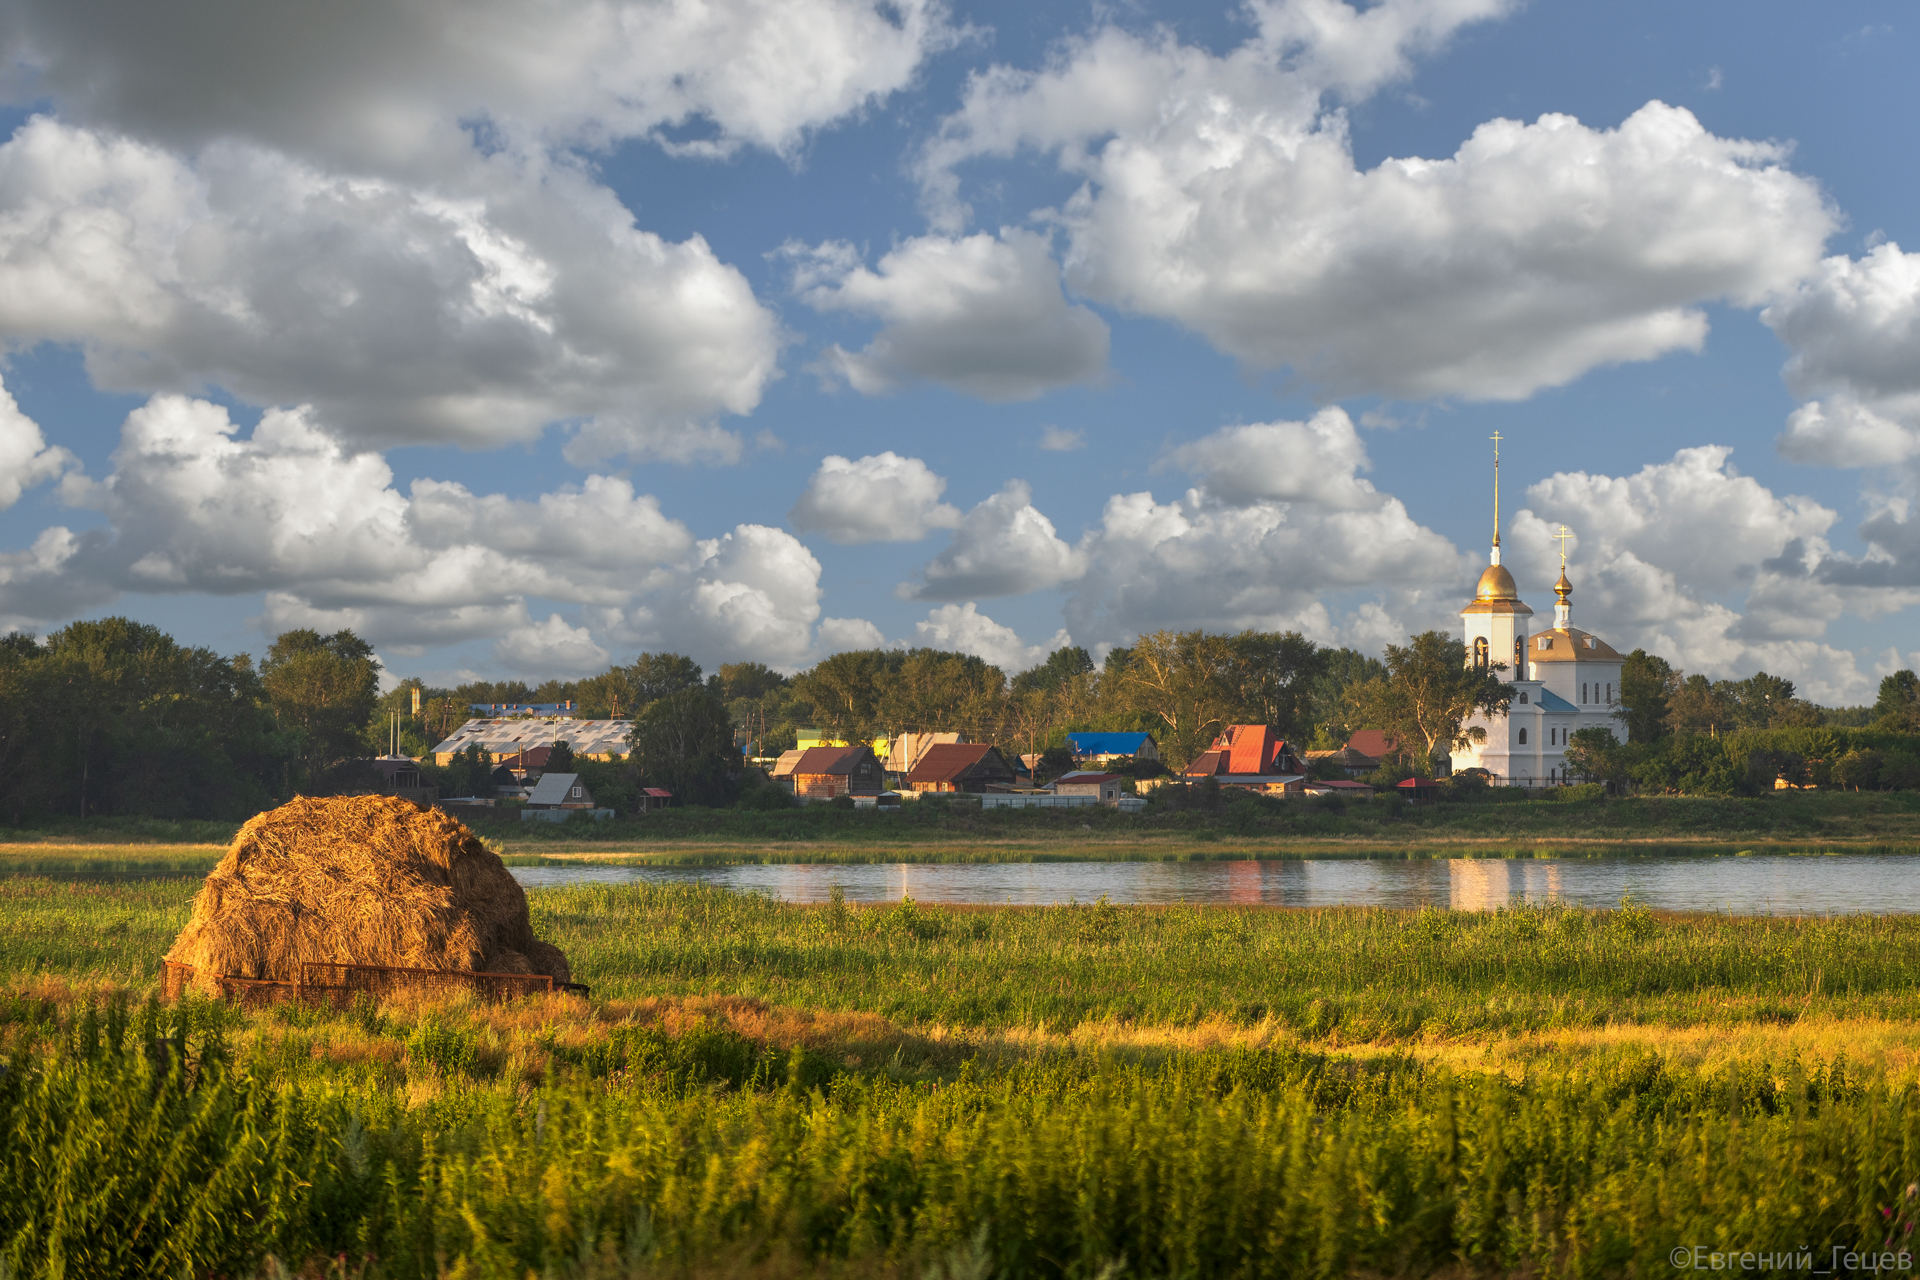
1451, 452, 1628, 786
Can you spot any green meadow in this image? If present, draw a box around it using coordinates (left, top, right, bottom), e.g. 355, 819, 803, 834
6, 858, 1920, 1278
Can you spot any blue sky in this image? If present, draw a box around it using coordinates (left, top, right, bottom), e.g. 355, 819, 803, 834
0, 0, 1916, 703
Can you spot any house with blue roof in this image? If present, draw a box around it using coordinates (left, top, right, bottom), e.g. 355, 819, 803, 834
1065, 732, 1160, 764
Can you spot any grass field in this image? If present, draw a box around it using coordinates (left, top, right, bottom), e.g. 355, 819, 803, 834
8, 849, 1920, 1276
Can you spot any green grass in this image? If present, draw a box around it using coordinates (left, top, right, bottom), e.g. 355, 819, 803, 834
11, 874, 1920, 1275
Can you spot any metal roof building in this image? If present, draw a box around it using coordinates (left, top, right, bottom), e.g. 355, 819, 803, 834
431, 717, 633, 765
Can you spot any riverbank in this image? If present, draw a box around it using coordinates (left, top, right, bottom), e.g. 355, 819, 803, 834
8, 788, 1920, 859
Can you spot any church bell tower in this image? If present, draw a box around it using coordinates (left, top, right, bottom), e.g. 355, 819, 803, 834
1461, 433, 1532, 672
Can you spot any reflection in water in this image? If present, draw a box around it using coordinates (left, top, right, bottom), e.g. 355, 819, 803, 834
509, 854, 1920, 916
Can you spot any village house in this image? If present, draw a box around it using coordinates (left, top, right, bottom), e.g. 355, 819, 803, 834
904, 743, 1018, 794
784, 745, 885, 801
1183, 725, 1308, 796
1048, 771, 1127, 803
520, 771, 614, 822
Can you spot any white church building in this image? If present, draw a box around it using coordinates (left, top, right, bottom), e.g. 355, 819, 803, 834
1451, 494, 1628, 785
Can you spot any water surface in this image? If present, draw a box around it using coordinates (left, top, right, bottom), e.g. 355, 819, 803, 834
510, 854, 1920, 915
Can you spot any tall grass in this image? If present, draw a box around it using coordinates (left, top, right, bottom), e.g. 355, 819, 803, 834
1, 995, 1915, 1278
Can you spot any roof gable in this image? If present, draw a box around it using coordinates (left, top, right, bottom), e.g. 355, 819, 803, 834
1535, 687, 1578, 712
526, 772, 587, 805
791, 745, 875, 775
906, 743, 1014, 783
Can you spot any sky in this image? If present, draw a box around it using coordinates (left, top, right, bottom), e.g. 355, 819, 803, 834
0, 0, 1917, 705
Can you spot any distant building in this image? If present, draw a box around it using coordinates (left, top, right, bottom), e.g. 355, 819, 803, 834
369, 755, 438, 808
1048, 771, 1127, 803
884, 732, 964, 775
432, 717, 632, 766
1342, 730, 1400, 766
1303, 746, 1378, 778
525, 772, 597, 809
904, 744, 1018, 794
1065, 732, 1160, 763
787, 745, 885, 801
1182, 725, 1307, 796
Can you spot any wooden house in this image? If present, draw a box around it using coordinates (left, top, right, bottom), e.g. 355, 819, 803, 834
904, 743, 1018, 794
786, 745, 884, 800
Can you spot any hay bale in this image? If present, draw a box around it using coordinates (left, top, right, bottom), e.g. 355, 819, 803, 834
166, 794, 570, 991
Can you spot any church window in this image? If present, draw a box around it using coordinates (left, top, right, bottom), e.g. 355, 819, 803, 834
1518, 728, 1527, 745
1515, 635, 1525, 666
1518, 692, 1528, 704
1538, 636, 1552, 650
1606, 682, 1612, 703
1582, 683, 1588, 704
1474, 636, 1488, 667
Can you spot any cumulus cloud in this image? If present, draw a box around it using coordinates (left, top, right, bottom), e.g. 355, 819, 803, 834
905, 480, 1089, 600
788, 452, 962, 543
1059, 406, 1462, 645
0, 120, 779, 460
1509, 447, 1889, 703
920, 5, 1833, 401
1038, 425, 1084, 452
494, 614, 613, 674
914, 602, 1071, 671
0, 373, 73, 509
0, 0, 957, 171
0, 393, 834, 669
1768, 243, 1920, 466
794, 229, 1109, 400
1162, 408, 1379, 509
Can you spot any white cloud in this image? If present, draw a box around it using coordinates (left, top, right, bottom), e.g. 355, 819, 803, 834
0, 120, 780, 460
906, 480, 1089, 600
817, 616, 887, 651
788, 451, 962, 543
1767, 244, 1920, 466
921, 7, 1833, 401
1061, 406, 1462, 645
494, 614, 613, 674
1510, 447, 1893, 703
795, 229, 1109, 400
0, 393, 832, 669
1038, 424, 1084, 452
0, 373, 73, 508
914, 601, 1070, 671
0, 0, 958, 171
1162, 408, 1379, 509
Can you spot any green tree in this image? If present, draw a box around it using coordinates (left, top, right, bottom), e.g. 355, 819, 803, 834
1565, 726, 1629, 790
261, 629, 381, 790
1666, 674, 1733, 737
1011, 646, 1094, 696
1226, 631, 1326, 742
1873, 670, 1920, 731
1306, 648, 1388, 747
1618, 650, 1677, 743
629, 686, 740, 806
1108, 630, 1239, 768
546, 739, 575, 773
1349, 631, 1513, 766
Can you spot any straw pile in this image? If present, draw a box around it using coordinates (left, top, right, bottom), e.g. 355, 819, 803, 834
166, 794, 569, 990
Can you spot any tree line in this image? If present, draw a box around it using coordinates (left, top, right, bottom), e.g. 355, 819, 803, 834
3, 615, 1915, 822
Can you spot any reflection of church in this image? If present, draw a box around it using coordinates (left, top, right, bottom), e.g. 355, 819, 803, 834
1452, 444, 1627, 786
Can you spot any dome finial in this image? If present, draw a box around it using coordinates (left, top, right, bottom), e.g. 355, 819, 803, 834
1489, 431, 1503, 564
1552, 524, 1574, 627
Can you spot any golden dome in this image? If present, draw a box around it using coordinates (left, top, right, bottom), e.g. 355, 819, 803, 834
1554, 566, 1572, 601
1475, 563, 1520, 601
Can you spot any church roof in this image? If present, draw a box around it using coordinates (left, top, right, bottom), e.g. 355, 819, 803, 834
1534, 687, 1577, 712
1462, 562, 1534, 616
1527, 627, 1622, 662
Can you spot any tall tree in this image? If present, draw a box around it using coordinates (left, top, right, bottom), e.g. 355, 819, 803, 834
262, 629, 381, 789
1111, 630, 1238, 768
1666, 674, 1734, 737
791, 649, 898, 742
1306, 648, 1389, 746
1226, 631, 1325, 741
1874, 670, 1920, 731
629, 686, 739, 805
1618, 650, 1677, 743
1349, 631, 1513, 765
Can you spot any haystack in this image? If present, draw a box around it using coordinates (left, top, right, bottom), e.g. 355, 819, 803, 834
166, 794, 569, 991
